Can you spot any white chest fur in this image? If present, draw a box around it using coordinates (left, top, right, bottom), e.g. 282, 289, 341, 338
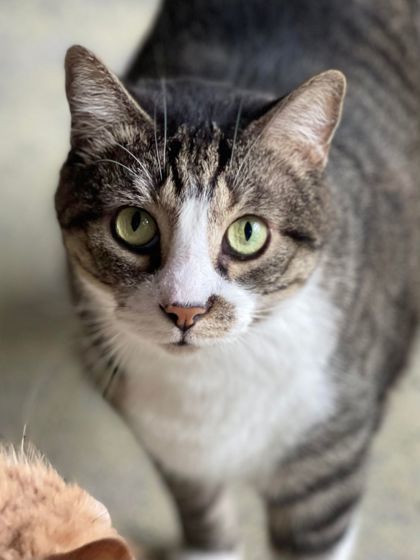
113, 275, 339, 483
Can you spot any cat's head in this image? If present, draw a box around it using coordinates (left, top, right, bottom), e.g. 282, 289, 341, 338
56, 46, 346, 354
0, 445, 136, 560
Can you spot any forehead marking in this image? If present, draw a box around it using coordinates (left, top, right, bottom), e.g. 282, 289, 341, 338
158, 196, 222, 306
165, 128, 232, 199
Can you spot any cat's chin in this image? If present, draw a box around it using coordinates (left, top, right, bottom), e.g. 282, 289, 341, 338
161, 341, 202, 355
158, 333, 240, 354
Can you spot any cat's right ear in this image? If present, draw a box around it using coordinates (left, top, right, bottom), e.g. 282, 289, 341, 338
44, 537, 136, 560
65, 45, 152, 147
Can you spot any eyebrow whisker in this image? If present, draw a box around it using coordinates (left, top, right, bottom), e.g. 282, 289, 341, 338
230, 98, 243, 166
161, 77, 168, 173
93, 158, 136, 176
154, 102, 163, 181
113, 141, 153, 182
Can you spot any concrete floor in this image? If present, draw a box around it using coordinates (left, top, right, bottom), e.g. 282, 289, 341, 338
1, 2, 419, 558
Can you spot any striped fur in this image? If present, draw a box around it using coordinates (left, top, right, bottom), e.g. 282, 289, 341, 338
56, 1, 420, 558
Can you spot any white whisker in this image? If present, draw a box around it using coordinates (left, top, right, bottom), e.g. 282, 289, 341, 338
93, 158, 136, 176
154, 102, 163, 180
230, 98, 243, 166
233, 120, 268, 186
78, 312, 127, 398
113, 141, 153, 182
21, 424, 27, 454
102, 334, 127, 398
161, 77, 168, 171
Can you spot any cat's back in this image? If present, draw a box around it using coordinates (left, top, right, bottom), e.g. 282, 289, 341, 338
128, 0, 420, 96
130, 0, 420, 178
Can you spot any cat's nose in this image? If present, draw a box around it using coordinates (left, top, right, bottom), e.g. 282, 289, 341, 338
161, 303, 210, 331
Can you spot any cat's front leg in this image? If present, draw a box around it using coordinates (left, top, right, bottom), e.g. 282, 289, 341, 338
269, 522, 358, 560
266, 496, 360, 560
263, 466, 363, 560
261, 421, 369, 560
160, 469, 242, 560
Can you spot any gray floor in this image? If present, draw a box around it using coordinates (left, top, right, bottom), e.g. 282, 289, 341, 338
1, 2, 419, 559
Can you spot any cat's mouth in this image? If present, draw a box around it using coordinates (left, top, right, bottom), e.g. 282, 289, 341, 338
161, 331, 203, 353
164, 340, 199, 354
176, 339, 189, 347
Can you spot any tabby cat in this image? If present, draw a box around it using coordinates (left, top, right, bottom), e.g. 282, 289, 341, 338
0, 446, 135, 560
55, 0, 420, 559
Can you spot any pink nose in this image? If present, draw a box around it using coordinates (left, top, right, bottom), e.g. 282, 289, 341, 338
162, 304, 209, 330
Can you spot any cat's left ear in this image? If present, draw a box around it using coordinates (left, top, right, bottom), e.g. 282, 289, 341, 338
44, 537, 136, 560
256, 70, 346, 169
65, 45, 153, 147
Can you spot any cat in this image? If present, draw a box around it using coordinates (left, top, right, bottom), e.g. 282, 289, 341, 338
55, 0, 420, 559
0, 445, 136, 560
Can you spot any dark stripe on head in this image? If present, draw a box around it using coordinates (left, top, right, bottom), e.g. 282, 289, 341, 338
209, 135, 231, 191
168, 138, 184, 195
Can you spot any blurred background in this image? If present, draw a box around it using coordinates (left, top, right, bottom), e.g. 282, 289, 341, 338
0, 2, 419, 559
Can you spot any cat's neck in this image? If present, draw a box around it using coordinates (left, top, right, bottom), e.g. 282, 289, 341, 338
78, 264, 340, 391
94, 265, 341, 481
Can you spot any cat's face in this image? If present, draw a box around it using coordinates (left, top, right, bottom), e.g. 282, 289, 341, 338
57, 46, 345, 354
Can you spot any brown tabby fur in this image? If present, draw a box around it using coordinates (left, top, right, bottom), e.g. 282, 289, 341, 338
55, 0, 420, 558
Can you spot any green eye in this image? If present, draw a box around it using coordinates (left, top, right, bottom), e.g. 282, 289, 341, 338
226, 216, 269, 257
113, 207, 158, 248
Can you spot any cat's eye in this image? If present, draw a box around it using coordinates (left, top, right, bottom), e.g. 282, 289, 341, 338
113, 207, 158, 250
225, 216, 269, 258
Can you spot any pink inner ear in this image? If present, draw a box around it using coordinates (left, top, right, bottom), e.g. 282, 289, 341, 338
44, 537, 135, 560
259, 70, 346, 168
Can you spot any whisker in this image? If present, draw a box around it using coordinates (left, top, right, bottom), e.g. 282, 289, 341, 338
103, 365, 120, 399
78, 316, 125, 398
76, 303, 114, 318
82, 321, 121, 347
161, 77, 168, 172
78, 318, 113, 334
21, 424, 28, 454
101, 335, 128, 399
113, 141, 142, 167
154, 102, 163, 181
230, 98, 243, 166
21, 364, 58, 438
233, 136, 259, 186
233, 116, 269, 186
93, 158, 136, 176
113, 141, 153, 182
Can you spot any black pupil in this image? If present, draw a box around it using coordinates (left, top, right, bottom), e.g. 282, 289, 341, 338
131, 211, 141, 231
244, 221, 253, 241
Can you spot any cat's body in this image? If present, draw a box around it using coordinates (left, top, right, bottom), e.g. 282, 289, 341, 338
0, 446, 135, 560
86, 264, 337, 484
56, 1, 420, 559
